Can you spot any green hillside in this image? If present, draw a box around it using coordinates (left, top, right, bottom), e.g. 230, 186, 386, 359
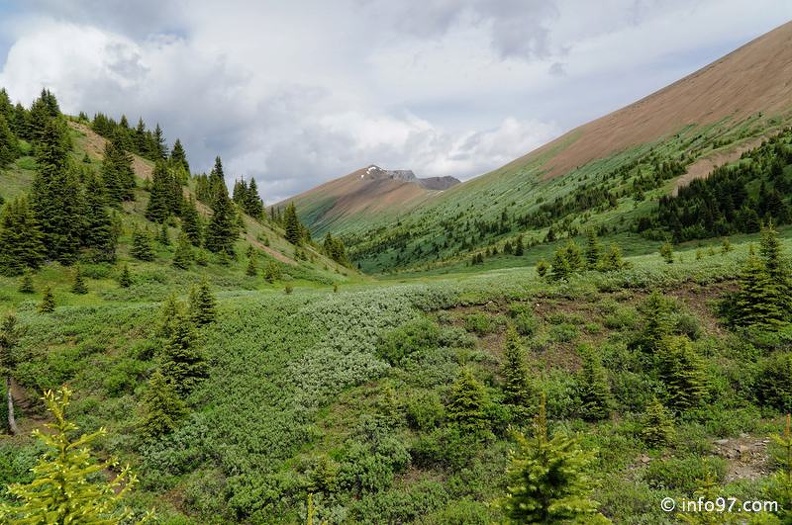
2, 26, 792, 525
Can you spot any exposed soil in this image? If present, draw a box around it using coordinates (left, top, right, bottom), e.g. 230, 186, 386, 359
672, 136, 768, 195
503, 21, 792, 181
713, 435, 773, 482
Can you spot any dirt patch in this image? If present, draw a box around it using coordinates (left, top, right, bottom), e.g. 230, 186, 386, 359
672, 137, 767, 195
68, 121, 154, 180
713, 435, 772, 482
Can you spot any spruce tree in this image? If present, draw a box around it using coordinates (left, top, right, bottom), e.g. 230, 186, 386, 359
0, 313, 22, 435
119, 264, 132, 288
161, 315, 208, 396
81, 170, 117, 263
656, 335, 707, 412
140, 369, 187, 440
502, 324, 535, 423
18, 272, 35, 294
158, 222, 170, 246
146, 161, 174, 223
660, 241, 674, 264
153, 123, 167, 160
157, 293, 184, 340
640, 397, 676, 448
577, 346, 613, 421
759, 223, 792, 318
0, 113, 19, 168
169, 138, 190, 174
514, 234, 524, 256
501, 394, 601, 524
598, 243, 626, 272
189, 280, 216, 326
245, 178, 264, 219
0, 196, 46, 276
246, 250, 258, 276
71, 266, 88, 295
284, 202, 302, 245
0, 388, 146, 523
172, 231, 193, 270
584, 230, 601, 270
100, 139, 135, 204
550, 247, 572, 281
181, 197, 203, 246
448, 368, 492, 441
38, 286, 55, 313
31, 119, 85, 264
130, 229, 155, 261
205, 182, 237, 256
733, 245, 783, 327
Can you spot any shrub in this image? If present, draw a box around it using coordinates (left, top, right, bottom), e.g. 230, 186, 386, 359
463, 313, 495, 335
643, 456, 726, 493
378, 317, 440, 365
405, 390, 445, 431
755, 351, 792, 412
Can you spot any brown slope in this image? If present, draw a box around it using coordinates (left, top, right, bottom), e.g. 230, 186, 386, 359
283, 166, 458, 232
505, 20, 792, 180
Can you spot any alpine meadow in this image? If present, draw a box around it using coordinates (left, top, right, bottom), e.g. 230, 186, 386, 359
2, 6, 792, 525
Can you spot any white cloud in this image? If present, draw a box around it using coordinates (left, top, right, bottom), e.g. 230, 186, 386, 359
0, 0, 790, 203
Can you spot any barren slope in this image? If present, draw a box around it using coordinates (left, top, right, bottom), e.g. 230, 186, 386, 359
281, 165, 459, 234
508, 20, 792, 180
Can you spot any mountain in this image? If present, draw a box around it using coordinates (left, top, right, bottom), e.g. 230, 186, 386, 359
328, 21, 792, 273
277, 165, 460, 235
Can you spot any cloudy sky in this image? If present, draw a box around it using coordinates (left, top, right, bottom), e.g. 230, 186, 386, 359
0, 1, 790, 202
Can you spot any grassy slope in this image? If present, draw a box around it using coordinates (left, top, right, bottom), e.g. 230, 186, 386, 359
2, 221, 791, 522
341, 114, 787, 274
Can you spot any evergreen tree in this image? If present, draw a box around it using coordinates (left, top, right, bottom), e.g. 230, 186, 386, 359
598, 243, 626, 272
447, 368, 492, 441
146, 161, 174, 223
0, 313, 22, 435
245, 178, 264, 219
759, 223, 792, 317
550, 247, 572, 281
161, 316, 208, 396
38, 286, 55, 313
204, 178, 237, 256
656, 335, 707, 412
71, 266, 88, 294
153, 123, 167, 160
284, 202, 302, 245
30, 121, 84, 264
502, 324, 535, 423
158, 222, 170, 246
0, 196, 46, 276
157, 293, 184, 340
246, 250, 258, 276
577, 346, 613, 421
189, 280, 216, 326
535, 259, 549, 278
636, 291, 675, 352
0, 388, 146, 523
640, 397, 676, 448
169, 138, 190, 174
172, 231, 193, 270
501, 394, 602, 524
181, 197, 203, 246
100, 139, 136, 204
660, 241, 674, 264
130, 229, 155, 261
140, 369, 187, 440
0, 113, 19, 168
514, 234, 525, 256
18, 272, 35, 294
119, 264, 132, 288
733, 244, 784, 327
584, 230, 601, 270
81, 170, 118, 262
